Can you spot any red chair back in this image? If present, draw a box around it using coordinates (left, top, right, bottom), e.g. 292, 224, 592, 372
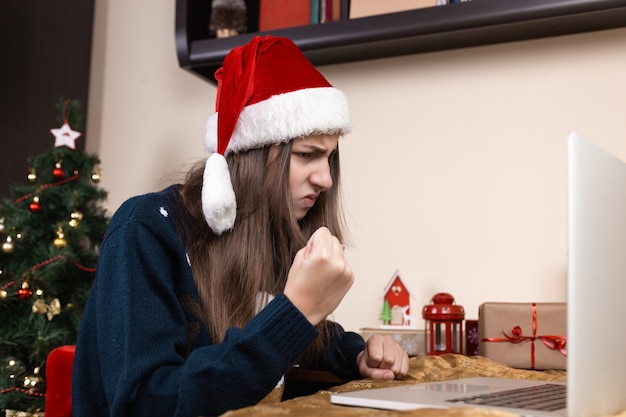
44, 345, 75, 417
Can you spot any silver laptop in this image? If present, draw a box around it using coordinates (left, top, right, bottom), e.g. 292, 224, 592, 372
331, 131, 626, 417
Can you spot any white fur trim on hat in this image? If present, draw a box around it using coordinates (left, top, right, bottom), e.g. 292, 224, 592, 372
202, 153, 236, 234
205, 87, 351, 154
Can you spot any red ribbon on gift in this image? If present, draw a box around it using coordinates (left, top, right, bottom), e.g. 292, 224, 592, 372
481, 303, 567, 369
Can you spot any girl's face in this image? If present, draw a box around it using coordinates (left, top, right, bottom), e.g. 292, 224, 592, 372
289, 134, 339, 220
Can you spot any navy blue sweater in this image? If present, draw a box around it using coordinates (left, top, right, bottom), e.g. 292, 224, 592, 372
72, 186, 365, 417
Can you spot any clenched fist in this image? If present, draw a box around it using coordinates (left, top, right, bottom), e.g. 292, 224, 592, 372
284, 227, 354, 325
357, 334, 409, 380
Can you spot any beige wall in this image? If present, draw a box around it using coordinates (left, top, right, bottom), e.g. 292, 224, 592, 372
88, 0, 626, 333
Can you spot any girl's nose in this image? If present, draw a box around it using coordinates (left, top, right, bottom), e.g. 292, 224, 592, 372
310, 162, 333, 191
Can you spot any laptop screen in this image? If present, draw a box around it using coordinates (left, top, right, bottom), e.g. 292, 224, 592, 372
567, 131, 626, 417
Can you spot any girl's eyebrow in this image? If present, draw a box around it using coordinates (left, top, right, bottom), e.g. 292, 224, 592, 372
295, 143, 337, 153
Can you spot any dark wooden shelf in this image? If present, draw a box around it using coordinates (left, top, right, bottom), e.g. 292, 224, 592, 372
176, 0, 626, 84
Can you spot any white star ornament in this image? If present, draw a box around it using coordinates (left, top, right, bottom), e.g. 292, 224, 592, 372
50, 122, 82, 149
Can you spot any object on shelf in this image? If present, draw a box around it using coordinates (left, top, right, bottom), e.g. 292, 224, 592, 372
422, 293, 465, 355
318, 0, 342, 23
176, 0, 626, 84
331, 0, 342, 22
209, 0, 247, 38
349, 0, 441, 19
259, 0, 311, 31
478, 302, 567, 370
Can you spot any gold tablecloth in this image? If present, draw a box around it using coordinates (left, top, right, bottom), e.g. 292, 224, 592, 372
222, 354, 626, 417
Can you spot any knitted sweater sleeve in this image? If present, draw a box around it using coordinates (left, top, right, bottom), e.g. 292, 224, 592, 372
324, 321, 366, 380
72, 193, 320, 417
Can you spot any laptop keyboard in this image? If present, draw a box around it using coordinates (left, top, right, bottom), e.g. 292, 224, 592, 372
445, 383, 567, 412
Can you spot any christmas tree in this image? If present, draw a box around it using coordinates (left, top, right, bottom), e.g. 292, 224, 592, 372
0, 99, 109, 414
380, 299, 392, 326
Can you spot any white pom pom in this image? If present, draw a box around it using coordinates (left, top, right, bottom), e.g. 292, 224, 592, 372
202, 153, 236, 234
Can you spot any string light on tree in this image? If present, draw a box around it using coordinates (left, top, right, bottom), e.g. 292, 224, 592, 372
27, 168, 37, 182
91, 166, 102, 183
2, 236, 14, 253
23, 368, 43, 393
69, 211, 83, 228
0, 269, 6, 300
4, 358, 22, 377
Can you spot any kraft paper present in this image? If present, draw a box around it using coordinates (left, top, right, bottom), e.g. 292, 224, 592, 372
478, 302, 567, 370
465, 319, 480, 356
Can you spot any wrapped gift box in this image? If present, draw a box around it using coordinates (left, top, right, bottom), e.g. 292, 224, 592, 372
361, 327, 425, 357
478, 302, 567, 370
465, 319, 480, 356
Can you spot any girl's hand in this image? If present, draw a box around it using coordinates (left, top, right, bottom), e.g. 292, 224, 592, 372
284, 227, 353, 325
356, 334, 410, 380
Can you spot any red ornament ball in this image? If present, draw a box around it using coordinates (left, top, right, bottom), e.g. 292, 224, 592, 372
52, 167, 66, 179
18, 287, 33, 299
29, 199, 41, 213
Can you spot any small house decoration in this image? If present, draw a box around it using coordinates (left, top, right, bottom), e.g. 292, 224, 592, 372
380, 270, 415, 328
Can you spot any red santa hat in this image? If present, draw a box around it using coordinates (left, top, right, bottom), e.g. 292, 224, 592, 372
202, 35, 352, 234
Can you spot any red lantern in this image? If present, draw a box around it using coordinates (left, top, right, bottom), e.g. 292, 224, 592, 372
422, 293, 465, 355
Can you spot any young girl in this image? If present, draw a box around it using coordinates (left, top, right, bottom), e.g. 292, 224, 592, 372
73, 35, 408, 417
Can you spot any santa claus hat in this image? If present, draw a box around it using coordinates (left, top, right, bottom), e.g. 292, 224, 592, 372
202, 35, 352, 234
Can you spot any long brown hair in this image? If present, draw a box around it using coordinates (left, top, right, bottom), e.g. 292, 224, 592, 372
179, 140, 347, 365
